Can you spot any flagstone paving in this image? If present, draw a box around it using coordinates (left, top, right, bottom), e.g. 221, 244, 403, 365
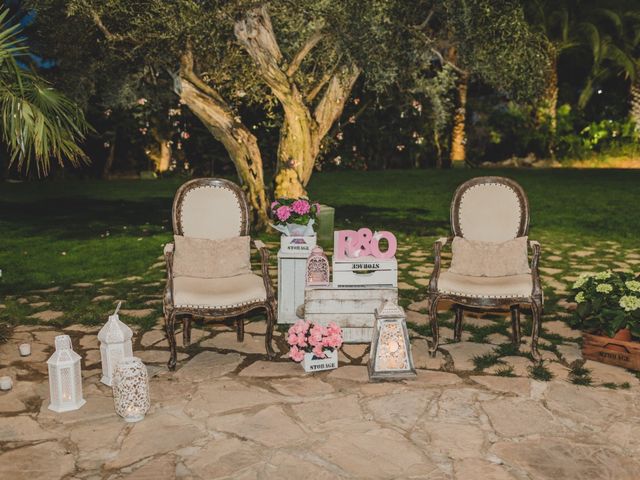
1, 237, 640, 478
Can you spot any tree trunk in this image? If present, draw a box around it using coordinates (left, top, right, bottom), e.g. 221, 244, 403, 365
630, 77, 640, 134
177, 51, 270, 228
450, 72, 469, 166
539, 50, 558, 135
102, 134, 116, 179
148, 128, 171, 173
235, 7, 359, 199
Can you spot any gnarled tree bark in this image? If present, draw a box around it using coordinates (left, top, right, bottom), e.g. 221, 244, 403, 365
176, 50, 270, 228
450, 72, 468, 166
235, 6, 360, 198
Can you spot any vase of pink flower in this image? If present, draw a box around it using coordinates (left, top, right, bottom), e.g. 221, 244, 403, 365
270, 198, 320, 237
287, 320, 342, 372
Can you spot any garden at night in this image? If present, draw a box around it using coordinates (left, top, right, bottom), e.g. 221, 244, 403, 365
1, 1, 640, 479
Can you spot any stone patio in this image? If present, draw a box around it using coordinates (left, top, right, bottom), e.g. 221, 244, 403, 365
2, 237, 640, 478
2, 316, 640, 479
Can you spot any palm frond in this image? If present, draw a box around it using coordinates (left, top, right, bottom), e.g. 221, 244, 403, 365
0, 7, 90, 176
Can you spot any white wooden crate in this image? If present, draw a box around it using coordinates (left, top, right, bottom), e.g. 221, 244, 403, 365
277, 249, 311, 324
304, 286, 398, 342
332, 256, 397, 288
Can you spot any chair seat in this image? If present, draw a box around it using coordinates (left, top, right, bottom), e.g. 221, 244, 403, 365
437, 270, 532, 299
173, 273, 267, 309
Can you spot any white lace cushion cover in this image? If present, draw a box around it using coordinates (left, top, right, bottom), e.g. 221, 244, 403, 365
458, 183, 522, 242
180, 185, 243, 239
173, 235, 251, 279
449, 236, 531, 277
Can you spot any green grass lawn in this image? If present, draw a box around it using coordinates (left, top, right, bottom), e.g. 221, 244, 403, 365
1, 168, 639, 328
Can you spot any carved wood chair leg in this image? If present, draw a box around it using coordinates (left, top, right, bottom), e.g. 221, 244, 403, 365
236, 318, 245, 342
510, 305, 521, 346
165, 311, 178, 371
265, 304, 276, 359
530, 299, 543, 362
182, 315, 192, 347
454, 305, 463, 342
429, 295, 440, 357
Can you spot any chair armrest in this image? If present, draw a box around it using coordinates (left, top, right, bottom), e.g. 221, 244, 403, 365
253, 239, 275, 300
528, 240, 542, 298
163, 242, 175, 310
428, 236, 453, 292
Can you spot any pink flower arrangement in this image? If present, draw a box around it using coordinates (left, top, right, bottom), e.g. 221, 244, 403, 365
270, 197, 320, 228
287, 320, 343, 362
276, 205, 292, 222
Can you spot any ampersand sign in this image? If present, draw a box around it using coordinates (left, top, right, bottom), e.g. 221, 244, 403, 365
334, 229, 397, 259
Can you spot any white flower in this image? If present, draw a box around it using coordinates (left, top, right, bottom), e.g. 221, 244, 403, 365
595, 270, 612, 280
620, 295, 640, 312
596, 283, 613, 294
575, 291, 586, 303
625, 280, 640, 292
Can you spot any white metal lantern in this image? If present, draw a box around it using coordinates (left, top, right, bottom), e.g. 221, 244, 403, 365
112, 357, 150, 422
368, 300, 416, 381
98, 302, 133, 386
47, 335, 86, 412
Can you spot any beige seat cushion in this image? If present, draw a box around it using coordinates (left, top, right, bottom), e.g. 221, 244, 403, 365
437, 270, 532, 298
173, 235, 250, 278
449, 236, 531, 277
173, 273, 267, 308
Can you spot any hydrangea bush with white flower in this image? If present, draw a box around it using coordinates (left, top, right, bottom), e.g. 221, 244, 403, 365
570, 270, 640, 338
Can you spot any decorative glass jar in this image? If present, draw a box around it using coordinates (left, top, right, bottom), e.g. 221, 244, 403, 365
112, 357, 150, 422
47, 335, 86, 412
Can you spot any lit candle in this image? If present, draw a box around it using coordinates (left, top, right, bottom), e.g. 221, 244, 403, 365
19, 343, 31, 356
0, 376, 12, 391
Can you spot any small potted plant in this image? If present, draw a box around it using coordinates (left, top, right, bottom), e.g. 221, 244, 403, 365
270, 198, 320, 237
287, 320, 343, 372
570, 270, 640, 368
570, 270, 640, 339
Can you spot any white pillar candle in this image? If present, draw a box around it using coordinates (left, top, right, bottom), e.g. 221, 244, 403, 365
0, 376, 13, 390
19, 343, 31, 356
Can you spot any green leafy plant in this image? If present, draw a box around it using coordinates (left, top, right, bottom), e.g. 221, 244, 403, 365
569, 270, 640, 338
528, 362, 554, 381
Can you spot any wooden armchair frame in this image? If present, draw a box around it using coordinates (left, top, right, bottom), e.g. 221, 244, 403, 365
427, 176, 544, 360
162, 178, 276, 370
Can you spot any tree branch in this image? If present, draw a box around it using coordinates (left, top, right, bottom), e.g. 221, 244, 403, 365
314, 64, 360, 140
306, 67, 335, 103
286, 30, 325, 77
179, 47, 227, 106
87, 8, 124, 42
234, 6, 297, 103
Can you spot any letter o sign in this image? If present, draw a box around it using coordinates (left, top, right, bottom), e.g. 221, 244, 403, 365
370, 231, 397, 259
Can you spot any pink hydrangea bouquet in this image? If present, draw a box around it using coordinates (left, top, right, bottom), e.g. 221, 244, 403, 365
287, 320, 343, 361
270, 198, 320, 235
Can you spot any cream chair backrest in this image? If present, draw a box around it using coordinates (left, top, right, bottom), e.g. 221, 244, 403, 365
172, 178, 249, 240
451, 177, 529, 243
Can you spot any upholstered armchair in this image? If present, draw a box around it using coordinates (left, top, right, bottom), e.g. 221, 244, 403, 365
163, 178, 276, 370
427, 177, 543, 360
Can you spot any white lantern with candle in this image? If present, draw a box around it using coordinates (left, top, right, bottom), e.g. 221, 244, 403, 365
98, 302, 133, 386
368, 300, 416, 381
47, 335, 86, 412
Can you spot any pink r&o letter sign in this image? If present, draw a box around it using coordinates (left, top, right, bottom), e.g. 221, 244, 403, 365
334, 228, 397, 259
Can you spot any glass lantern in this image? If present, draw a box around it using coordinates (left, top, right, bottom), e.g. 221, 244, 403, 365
112, 357, 150, 422
47, 335, 86, 412
306, 246, 330, 286
368, 300, 416, 381
98, 302, 133, 386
